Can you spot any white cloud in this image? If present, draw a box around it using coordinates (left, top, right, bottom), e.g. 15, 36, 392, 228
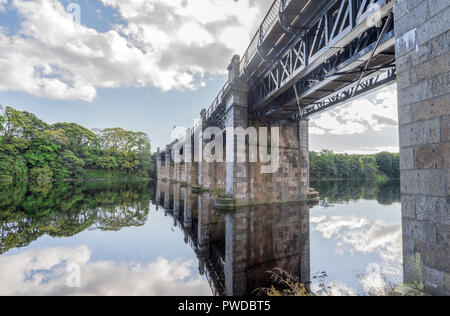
0, 0, 7, 11
0, 0, 272, 101
310, 85, 398, 136
0, 246, 211, 296
312, 215, 369, 240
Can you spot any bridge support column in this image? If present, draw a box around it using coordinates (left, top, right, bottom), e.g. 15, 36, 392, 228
395, 0, 449, 295
225, 55, 250, 200
173, 183, 181, 216
163, 180, 170, 210
183, 186, 193, 230
155, 180, 161, 207
198, 193, 212, 274
156, 151, 162, 180
165, 151, 171, 181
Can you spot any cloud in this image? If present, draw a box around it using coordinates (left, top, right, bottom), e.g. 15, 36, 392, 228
312, 281, 357, 296
0, 246, 212, 296
311, 215, 402, 261
0, 0, 7, 11
0, 0, 272, 101
311, 213, 403, 295
310, 85, 398, 136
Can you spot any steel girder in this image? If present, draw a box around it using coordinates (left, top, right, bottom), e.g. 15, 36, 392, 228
296, 66, 396, 119
248, 0, 395, 118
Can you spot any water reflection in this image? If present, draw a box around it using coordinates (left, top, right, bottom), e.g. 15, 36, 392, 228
0, 180, 405, 296
155, 180, 403, 296
0, 181, 212, 296
0, 181, 153, 255
309, 182, 402, 296
156, 180, 312, 296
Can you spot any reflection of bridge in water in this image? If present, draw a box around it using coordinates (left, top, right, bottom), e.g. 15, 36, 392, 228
155, 181, 312, 296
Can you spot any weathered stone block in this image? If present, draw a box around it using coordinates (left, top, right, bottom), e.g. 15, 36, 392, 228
414, 240, 450, 273
432, 71, 450, 97
395, 1, 428, 39
403, 218, 437, 244
402, 194, 416, 219
398, 79, 434, 108
395, 0, 424, 21
431, 30, 450, 58
399, 118, 441, 147
414, 143, 447, 169
410, 52, 450, 86
417, 5, 450, 46
415, 195, 449, 224
436, 224, 450, 250
423, 266, 444, 296
427, 0, 450, 19
401, 169, 447, 196
412, 94, 450, 122
400, 146, 414, 170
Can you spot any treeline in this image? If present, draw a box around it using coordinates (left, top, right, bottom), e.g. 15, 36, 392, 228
0, 106, 154, 182
310, 150, 399, 181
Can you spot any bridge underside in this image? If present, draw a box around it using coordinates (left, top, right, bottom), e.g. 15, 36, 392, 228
247, 0, 396, 121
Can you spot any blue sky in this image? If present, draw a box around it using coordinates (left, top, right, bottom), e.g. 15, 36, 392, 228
0, 0, 399, 153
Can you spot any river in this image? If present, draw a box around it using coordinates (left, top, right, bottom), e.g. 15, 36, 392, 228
0, 180, 401, 296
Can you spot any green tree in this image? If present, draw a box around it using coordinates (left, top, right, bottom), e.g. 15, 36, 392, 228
52, 122, 100, 166
24, 137, 60, 168
96, 155, 119, 170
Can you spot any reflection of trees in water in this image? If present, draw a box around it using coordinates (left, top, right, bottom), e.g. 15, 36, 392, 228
311, 180, 401, 206
0, 181, 154, 254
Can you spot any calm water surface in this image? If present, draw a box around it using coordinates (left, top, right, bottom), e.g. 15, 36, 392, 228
0, 180, 401, 296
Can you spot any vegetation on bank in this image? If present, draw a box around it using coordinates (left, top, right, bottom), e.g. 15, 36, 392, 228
0, 106, 154, 182
310, 150, 399, 181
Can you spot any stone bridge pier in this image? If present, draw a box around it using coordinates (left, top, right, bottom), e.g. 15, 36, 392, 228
222, 56, 312, 205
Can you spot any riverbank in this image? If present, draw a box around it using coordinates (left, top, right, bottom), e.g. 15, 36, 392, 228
310, 174, 396, 184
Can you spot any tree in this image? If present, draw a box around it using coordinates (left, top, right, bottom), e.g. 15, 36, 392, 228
1, 107, 48, 141
96, 155, 119, 170
97, 128, 152, 176
24, 137, 60, 168
51, 150, 85, 180
376, 152, 399, 178
52, 122, 100, 167
0, 106, 154, 181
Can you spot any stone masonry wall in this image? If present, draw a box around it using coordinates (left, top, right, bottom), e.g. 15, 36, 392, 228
246, 120, 308, 204
395, 0, 449, 295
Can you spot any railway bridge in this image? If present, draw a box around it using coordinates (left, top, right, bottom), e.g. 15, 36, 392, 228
155, 0, 449, 295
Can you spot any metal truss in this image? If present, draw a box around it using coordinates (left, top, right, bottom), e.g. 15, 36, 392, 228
248, 0, 394, 111
296, 66, 396, 119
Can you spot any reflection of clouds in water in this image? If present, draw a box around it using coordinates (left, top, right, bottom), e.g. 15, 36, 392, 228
311, 215, 402, 294
313, 215, 369, 240
312, 281, 357, 296
0, 246, 211, 296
